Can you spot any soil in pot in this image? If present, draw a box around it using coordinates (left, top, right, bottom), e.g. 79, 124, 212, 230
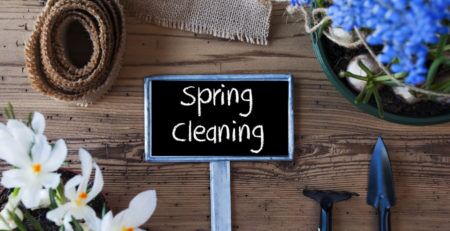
321, 35, 450, 117
0, 170, 107, 230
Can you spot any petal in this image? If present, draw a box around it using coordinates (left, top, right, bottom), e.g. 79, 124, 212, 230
6, 120, 34, 151
47, 204, 70, 225
0, 137, 31, 168
63, 213, 75, 231
70, 207, 86, 220
0, 220, 10, 230
78, 149, 93, 193
7, 194, 21, 208
31, 112, 45, 134
0, 123, 8, 137
44, 139, 67, 172
39, 172, 61, 189
122, 190, 157, 227
0, 207, 23, 229
111, 209, 127, 228
87, 164, 104, 203
81, 206, 100, 230
100, 211, 113, 231
37, 189, 51, 208
79, 149, 93, 177
1, 169, 29, 188
64, 175, 82, 201
20, 184, 42, 209
31, 134, 51, 164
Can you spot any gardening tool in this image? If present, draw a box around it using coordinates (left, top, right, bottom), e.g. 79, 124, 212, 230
303, 189, 358, 231
367, 137, 396, 231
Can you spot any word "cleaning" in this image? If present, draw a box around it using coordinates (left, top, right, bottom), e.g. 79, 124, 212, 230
171, 84, 265, 154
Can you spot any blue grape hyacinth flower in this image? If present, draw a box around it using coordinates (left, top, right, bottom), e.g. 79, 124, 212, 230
290, 0, 312, 6
326, 0, 450, 85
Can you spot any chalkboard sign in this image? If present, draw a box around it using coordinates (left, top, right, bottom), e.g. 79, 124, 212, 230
144, 74, 294, 162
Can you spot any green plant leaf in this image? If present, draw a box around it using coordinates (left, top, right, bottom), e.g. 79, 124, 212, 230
339, 71, 367, 80
8, 210, 27, 231
56, 182, 67, 204
23, 209, 45, 231
355, 87, 366, 104
26, 112, 33, 127
71, 217, 84, 231
363, 87, 374, 104
357, 60, 373, 77
373, 89, 384, 118
49, 189, 58, 209
12, 188, 20, 197
373, 72, 407, 82
426, 56, 446, 89
437, 34, 448, 55
3, 102, 15, 120
101, 203, 108, 218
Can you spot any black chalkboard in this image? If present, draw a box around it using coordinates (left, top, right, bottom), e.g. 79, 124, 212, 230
144, 74, 294, 162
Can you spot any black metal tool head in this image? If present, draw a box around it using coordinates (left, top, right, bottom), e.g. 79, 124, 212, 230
303, 189, 358, 231
367, 136, 396, 209
303, 189, 358, 209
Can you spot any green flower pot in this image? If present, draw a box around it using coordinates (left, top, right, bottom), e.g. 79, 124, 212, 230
311, 32, 450, 126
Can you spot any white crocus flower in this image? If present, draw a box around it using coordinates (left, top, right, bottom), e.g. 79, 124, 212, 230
36, 188, 51, 209
47, 149, 104, 231
0, 194, 23, 230
0, 112, 67, 209
94, 190, 157, 231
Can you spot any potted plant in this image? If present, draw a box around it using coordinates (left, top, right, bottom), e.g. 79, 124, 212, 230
0, 104, 157, 230
289, 0, 450, 125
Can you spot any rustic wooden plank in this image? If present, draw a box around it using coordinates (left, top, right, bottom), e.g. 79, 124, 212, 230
0, 1, 449, 230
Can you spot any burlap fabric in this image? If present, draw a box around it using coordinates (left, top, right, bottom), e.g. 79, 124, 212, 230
25, 0, 126, 106
122, 0, 272, 45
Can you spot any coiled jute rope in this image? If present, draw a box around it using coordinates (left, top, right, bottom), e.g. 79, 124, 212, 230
25, 0, 126, 106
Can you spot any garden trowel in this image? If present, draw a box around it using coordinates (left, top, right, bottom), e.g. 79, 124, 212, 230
303, 189, 357, 231
367, 137, 396, 231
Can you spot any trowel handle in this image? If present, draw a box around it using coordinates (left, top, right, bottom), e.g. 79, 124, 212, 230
378, 208, 391, 231
319, 205, 332, 231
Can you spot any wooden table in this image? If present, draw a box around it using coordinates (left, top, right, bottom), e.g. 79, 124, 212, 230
1, 1, 449, 230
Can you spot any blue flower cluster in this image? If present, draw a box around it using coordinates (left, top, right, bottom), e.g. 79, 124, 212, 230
327, 0, 450, 85
290, 0, 312, 6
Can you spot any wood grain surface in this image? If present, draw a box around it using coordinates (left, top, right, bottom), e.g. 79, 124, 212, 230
0, 1, 449, 230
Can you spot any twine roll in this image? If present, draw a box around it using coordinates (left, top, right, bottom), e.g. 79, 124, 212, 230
25, 0, 126, 106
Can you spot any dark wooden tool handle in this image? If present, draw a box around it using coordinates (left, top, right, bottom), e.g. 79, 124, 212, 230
319, 206, 332, 231
379, 208, 391, 231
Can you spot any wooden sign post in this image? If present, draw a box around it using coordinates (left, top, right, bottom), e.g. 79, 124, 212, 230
144, 74, 294, 231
